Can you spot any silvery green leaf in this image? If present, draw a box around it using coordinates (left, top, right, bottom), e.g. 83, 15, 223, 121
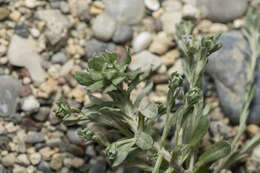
86, 80, 105, 91
112, 143, 136, 167
90, 71, 103, 81
134, 81, 153, 108
188, 116, 209, 146
121, 47, 131, 66
104, 84, 117, 93
202, 104, 211, 116
140, 102, 158, 119
88, 55, 106, 71
135, 131, 153, 150
194, 141, 231, 172
112, 76, 126, 85
74, 71, 93, 86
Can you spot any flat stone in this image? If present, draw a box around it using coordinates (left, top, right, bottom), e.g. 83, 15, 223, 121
36, 9, 71, 45
68, 0, 90, 20
197, 0, 248, 23
0, 76, 21, 117
25, 131, 45, 144
8, 35, 46, 83
129, 51, 162, 72
104, 0, 145, 25
38, 161, 52, 173
161, 12, 182, 35
0, 8, 9, 21
1, 153, 16, 167
67, 128, 83, 145
50, 153, 63, 170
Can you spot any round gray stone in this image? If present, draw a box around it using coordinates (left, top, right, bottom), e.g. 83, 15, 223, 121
112, 25, 133, 44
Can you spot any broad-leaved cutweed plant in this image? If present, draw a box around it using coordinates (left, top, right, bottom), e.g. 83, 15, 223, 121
56, 12, 260, 173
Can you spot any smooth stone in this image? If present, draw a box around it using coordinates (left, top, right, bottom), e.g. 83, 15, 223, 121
89, 161, 106, 173
67, 128, 83, 145
50, 153, 63, 170
252, 144, 260, 160
92, 13, 116, 41
34, 107, 50, 122
1, 153, 16, 167
104, 0, 145, 25
161, 12, 182, 35
207, 30, 260, 124
15, 23, 30, 38
51, 52, 68, 64
129, 50, 162, 72
197, 0, 248, 23
38, 161, 52, 173
0, 8, 9, 21
0, 76, 21, 117
22, 96, 40, 113
60, 2, 70, 14
36, 9, 71, 45
84, 39, 115, 59
8, 35, 46, 83
132, 32, 153, 53
145, 0, 160, 11
112, 25, 133, 44
68, 0, 90, 20
149, 32, 173, 55
183, 4, 199, 19
25, 131, 45, 144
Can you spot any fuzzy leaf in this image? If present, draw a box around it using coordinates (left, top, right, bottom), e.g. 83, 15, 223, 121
74, 71, 93, 86
194, 141, 231, 171
135, 132, 153, 150
86, 80, 105, 91
140, 102, 158, 119
134, 81, 153, 108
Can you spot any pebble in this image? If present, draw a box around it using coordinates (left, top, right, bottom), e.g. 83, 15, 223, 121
112, 25, 133, 44
132, 32, 153, 53
34, 107, 50, 122
36, 9, 71, 45
0, 8, 9, 21
67, 128, 83, 145
51, 52, 68, 64
1, 153, 16, 167
209, 23, 229, 33
38, 161, 52, 173
0, 45, 7, 56
71, 157, 85, 168
0, 76, 21, 117
252, 144, 260, 160
104, 0, 145, 24
197, 0, 248, 23
149, 32, 173, 55
17, 154, 30, 166
50, 153, 63, 170
84, 39, 115, 59
92, 13, 117, 41
182, 4, 199, 19
60, 1, 70, 14
161, 49, 179, 66
89, 161, 106, 173
68, 0, 90, 20
30, 28, 40, 38
13, 165, 27, 173
246, 124, 259, 137
22, 96, 40, 113
145, 0, 160, 11
129, 50, 162, 72
25, 0, 39, 8
9, 11, 21, 22
39, 147, 58, 160
15, 23, 30, 38
29, 153, 42, 165
8, 35, 46, 83
168, 58, 184, 75
25, 131, 45, 144
160, 12, 182, 35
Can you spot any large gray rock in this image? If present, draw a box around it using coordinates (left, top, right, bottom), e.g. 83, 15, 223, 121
8, 35, 46, 83
0, 76, 21, 117
197, 0, 248, 23
36, 9, 71, 44
207, 30, 260, 124
104, 0, 145, 25
84, 39, 115, 59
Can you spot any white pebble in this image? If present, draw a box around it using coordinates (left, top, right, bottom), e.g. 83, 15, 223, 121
132, 32, 153, 53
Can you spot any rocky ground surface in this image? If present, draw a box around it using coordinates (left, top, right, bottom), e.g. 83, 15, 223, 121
0, 0, 260, 172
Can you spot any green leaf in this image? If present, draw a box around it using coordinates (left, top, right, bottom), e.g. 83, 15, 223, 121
188, 116, 209, 146
112, 76, 126, 85
140, 102, 158, 119
90, 71, 103, 81
121, 47, 131, 66
194, 141, 231, 171
88, 55, 106, 71
104, 84, 117, 93
135, 131, 153, 150
74, 71, 93, 86
86, 80, 105, 91
134, 81, 153, 108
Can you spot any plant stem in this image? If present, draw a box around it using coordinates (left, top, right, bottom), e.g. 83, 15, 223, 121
153, 107, 173, 173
